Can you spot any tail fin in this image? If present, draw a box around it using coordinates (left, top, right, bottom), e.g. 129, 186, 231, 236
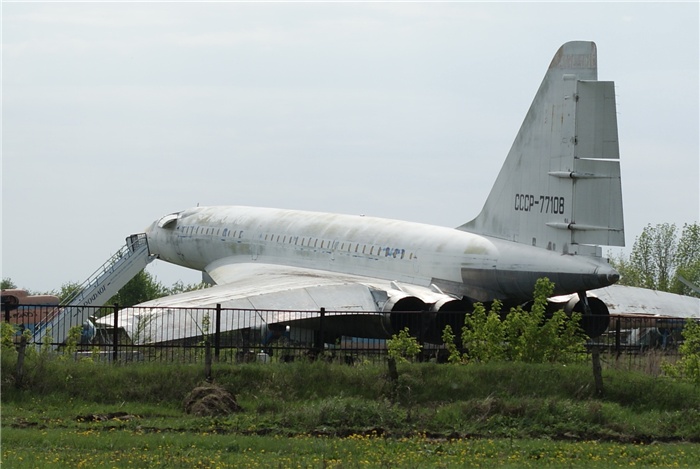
460, 41, 624, 255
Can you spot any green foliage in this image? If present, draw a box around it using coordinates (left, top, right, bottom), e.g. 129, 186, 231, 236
63, 326, 83, 357
53, 281, 82, 303
1, 277, 18, 289
441, 325, 462, 364
663, 319, 700, 384
387, 327, 422, 363
461, 300, 505, 362
107, 270, 168, 307
674, 223, 700, 296
1, 322, 19, 356
165, 280, 210, 296
610, 222, 700, 297
453, 278, 586, 365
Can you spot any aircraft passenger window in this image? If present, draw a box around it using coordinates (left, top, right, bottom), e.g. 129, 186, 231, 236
370, 247, 374, 255
401, 249, 405, 259
355, 244, 359, 253
320, 241, 324, 248
362, 245, 366, 254
314, 239, 318, 247
340, 243, 345, 251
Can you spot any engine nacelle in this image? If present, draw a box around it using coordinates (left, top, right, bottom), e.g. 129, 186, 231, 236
549, 294, 610, 339
384, 292, 427, 337
384, 286, 469, 342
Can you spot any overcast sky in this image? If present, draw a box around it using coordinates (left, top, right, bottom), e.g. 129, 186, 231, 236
2, 2, 698, 293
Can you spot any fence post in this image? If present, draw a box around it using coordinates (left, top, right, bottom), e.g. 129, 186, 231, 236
591, 347, 604, 397
317, 308, 325, 355
214, 304, 221, 362
615, 316, 621, 358
112, 304, 119, 363
15, 334, 27, 389
205, 339, 212, 382
418, 310, 426, 362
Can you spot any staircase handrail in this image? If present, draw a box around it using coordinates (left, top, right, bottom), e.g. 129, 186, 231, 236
33, 234, 150, 338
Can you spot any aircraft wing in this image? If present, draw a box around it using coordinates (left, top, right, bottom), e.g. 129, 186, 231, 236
202, 260, 385, 311
96, 262, 421, 344
591, 285, 700, 318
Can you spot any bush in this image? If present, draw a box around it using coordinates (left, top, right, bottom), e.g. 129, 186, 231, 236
461, 301, 505, 362
387, 327, 422, 363
663, 319, 700, 384
451, 278, 587, 365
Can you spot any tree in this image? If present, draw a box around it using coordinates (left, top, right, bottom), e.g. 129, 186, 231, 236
1, 278, 17, 290
610, 222, 699, 297
164, 280, 209, 296
107, 270, 168, 307
673, 223, 700, 296
55, 281, 82, 303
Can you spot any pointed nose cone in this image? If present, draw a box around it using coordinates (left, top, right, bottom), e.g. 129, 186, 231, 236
143, 219, 162, 256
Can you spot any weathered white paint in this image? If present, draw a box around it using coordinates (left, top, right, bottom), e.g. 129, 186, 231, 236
123, 41, 631, 342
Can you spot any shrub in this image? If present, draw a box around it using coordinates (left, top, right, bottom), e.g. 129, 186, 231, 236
461, 300, 505, 362
663, 319, 700, 384
441, 325, 461, 363
451, 278, 587, 365
387, 327, 422, 363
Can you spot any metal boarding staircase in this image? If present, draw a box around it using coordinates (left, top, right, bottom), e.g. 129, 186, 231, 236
32, 233, 154, 347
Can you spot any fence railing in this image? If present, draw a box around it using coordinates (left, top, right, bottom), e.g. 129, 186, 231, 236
3, 304, 694, 372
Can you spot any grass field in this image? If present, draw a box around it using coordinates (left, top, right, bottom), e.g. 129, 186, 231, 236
3, 427, 700, 468
2, 354, 699, 468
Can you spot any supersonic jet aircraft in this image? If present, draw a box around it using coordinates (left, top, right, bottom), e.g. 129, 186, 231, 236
140, 41, 624, 344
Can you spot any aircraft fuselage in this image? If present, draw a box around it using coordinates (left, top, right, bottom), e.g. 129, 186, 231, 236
146, 205, 619, 304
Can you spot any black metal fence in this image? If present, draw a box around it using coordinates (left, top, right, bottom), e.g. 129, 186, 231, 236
2, 303, 693, 373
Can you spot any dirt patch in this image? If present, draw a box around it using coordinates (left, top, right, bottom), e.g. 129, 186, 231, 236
183, 382, 243, 417
75, 412, 139, 422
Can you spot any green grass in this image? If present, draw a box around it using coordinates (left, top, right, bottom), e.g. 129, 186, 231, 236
2, 355, 700, 467
3, 428, 699, 468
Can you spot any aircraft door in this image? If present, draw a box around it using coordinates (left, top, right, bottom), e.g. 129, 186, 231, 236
252, 233, 260, 260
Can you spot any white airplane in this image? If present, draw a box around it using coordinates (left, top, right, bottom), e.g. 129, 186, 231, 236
139, 41, 624, 344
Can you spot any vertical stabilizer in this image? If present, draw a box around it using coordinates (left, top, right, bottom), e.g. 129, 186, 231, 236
460, 41, 624, 254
